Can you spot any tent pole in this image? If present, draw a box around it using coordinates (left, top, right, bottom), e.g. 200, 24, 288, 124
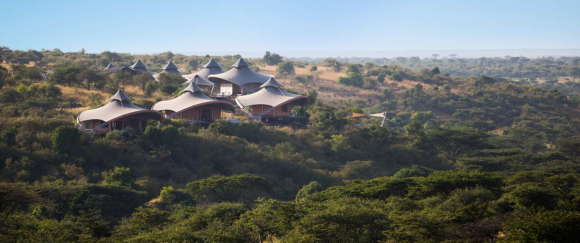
380, 112, 387, 128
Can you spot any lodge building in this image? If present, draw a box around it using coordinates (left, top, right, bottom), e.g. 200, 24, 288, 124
235, 77, 307, 121
208, 58, 271, 97
77, 90, 161, 133
80, 57, 308, 133
152, 81, 234, 123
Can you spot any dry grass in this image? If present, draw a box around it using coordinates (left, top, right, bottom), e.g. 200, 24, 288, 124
58, 85, 110, 104
258, 64, 386, 106
0, 62, 12, 70
123, 85, 145, 96
54, 62, 473, 115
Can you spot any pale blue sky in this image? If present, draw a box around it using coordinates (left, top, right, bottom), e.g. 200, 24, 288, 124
1, 0, 579, 57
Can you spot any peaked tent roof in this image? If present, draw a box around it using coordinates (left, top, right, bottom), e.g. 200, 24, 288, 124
162, 60, 180, 74
182, 74, 214, 87
129, 60, 148, 72
104, 63, 124, 72
235, 84, 306, 109
109, 89, 131, 103
182, 58, 223, 81
260, 77, 282, 89
152, 82, 233, 113
232, 57, 249, 68
208, 57, 271, 87
78, 90, 160, 123
203, 58, 222, 69
181, 79, 204, 94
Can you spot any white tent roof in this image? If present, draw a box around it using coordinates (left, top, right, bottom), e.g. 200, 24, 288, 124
235, 79, 306, 108
208, 57, 271, 87
203, 58, 221, 69
182, 58, 223, 84
129, 60, 148, 72
152, 82, 232, 113
161, 60, 180, 74
181, 74, 214, 87
78, 90, 159, 122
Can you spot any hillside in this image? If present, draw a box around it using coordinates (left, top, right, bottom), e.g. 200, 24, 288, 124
1, 48, 580, 242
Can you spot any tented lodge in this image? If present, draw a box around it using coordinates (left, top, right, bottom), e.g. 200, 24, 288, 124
77, 90, 161, 133
182, 58, 223, 81
152, 81, 234, 123
235, 77, 307, 121
182, 58, 223, 92
182, 74, 215, 94
208, 57, 271, 96
154, 60, 181, 81
80, 56, 309, 133
128, 60, 152, 75
161, 60, 180, 75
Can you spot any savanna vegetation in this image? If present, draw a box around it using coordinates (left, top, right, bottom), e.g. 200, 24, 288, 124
1, 47, 580, 242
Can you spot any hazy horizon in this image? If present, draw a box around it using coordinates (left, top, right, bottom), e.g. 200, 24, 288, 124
5, 47, 580, 59
2, 0, 579, 58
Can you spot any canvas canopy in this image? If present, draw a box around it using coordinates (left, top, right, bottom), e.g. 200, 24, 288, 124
103, 63, 124, 72
208, 57, 271, 87
203, 58, 221, 69
182, 74, 214, 87
78, 90, 159, 123
129, 60, 149, 73
235, 77, 306, 108
152, 82, 232, 113
162, 60, 180, 74
183, 58, 223, 81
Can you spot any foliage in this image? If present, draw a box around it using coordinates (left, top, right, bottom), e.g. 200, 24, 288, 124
186, 174, 272, 203
500, 211, 580, 242
103, 167, 136, 188
1, 47, 580, 242
277, 61, 295, 76
263, 51, 283, 65
51, 125, 80, 154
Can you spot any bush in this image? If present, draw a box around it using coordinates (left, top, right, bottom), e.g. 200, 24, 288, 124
338, 72, 363, 87
51, 126, 80, 154
263, 51, 283, 65
277, 61, 295, 76
295, 181, 322, 201
144, 81, 159, 96
103, 167, 136, 188
283, 198, 391, 243
186, 174, 272, 203
500, 211, 580, 242
507, 183, 559, 210
393, 165, 432, 178
0, 88, 22, 103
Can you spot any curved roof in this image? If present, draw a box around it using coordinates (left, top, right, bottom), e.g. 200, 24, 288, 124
203, 58, 221, 69
152, 82, 233, 113
104, 63, 124, 72
129, 60, 149, 72
182, 58, 223, 81
208, 57, 271, 86
109, 89, 131, 102
235, 80, 306, 108
104, 63, 114, 71
162, 60, 180, 74
182, 74, 214, 87
260, 77, 282, 89
78, 90, 159, 123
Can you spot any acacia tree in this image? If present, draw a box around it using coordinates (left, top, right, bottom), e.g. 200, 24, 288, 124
263, 51, 283, 65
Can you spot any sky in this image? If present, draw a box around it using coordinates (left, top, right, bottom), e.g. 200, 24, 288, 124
1, 0, 580, 57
